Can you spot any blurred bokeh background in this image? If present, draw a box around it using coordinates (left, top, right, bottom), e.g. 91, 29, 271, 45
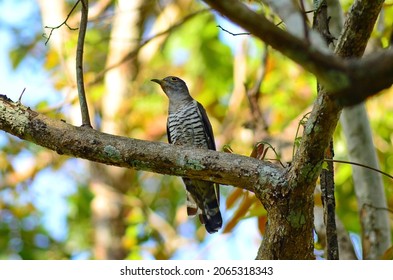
0, 0, 392, 259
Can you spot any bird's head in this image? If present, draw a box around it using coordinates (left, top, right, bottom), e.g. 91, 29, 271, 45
151, 76, 191, 99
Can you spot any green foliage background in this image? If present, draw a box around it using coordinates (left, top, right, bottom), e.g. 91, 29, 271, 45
0, 0, 392, 259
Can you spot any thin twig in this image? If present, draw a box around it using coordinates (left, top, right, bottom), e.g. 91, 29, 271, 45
76, 0, 92, 127
68, 0, 112, 26
275, 10, 314, 29
325, 159, 393, 180
43, 0, 80, 45
362, 203, 393, 214
216, 25, 251, 36
18, 88, 26, 103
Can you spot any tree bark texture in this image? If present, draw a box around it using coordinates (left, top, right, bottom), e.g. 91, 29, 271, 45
0, 95, 285, 193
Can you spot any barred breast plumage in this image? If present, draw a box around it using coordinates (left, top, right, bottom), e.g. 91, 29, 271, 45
152, 76, 222, 234
167, 100, 209, 148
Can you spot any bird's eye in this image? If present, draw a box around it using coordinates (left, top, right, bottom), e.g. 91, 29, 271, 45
170, 77, 177, 81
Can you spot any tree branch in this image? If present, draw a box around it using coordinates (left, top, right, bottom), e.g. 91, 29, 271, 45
0, 95, 285, 194
285, 0, 385, 188
320, 141, 339, 259
203, 0, 393, 105
313, 0, 339, 260
216, 25, 251, 36
76, 0, 92, 127
253, 0, 385, 259
334, 0, 384, 58
68, 0, 112, 25
333, 49, 393, 105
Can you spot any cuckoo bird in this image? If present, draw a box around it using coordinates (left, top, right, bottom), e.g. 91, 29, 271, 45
152, 76, 222, 233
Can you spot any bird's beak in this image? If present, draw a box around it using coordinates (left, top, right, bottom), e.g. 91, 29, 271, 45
151, 78, 162, 85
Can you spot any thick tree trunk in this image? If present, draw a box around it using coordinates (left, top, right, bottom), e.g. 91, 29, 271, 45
257, 187, 315, 259
341, 104, 391, 259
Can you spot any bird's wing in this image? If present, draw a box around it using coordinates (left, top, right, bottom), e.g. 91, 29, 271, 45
166, 119, 172, 144
196, 102, 220, 205
196, 102, 216, 151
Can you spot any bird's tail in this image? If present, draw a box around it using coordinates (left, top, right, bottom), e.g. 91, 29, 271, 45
185, 180, 222, 233
199, 197, 222, 234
